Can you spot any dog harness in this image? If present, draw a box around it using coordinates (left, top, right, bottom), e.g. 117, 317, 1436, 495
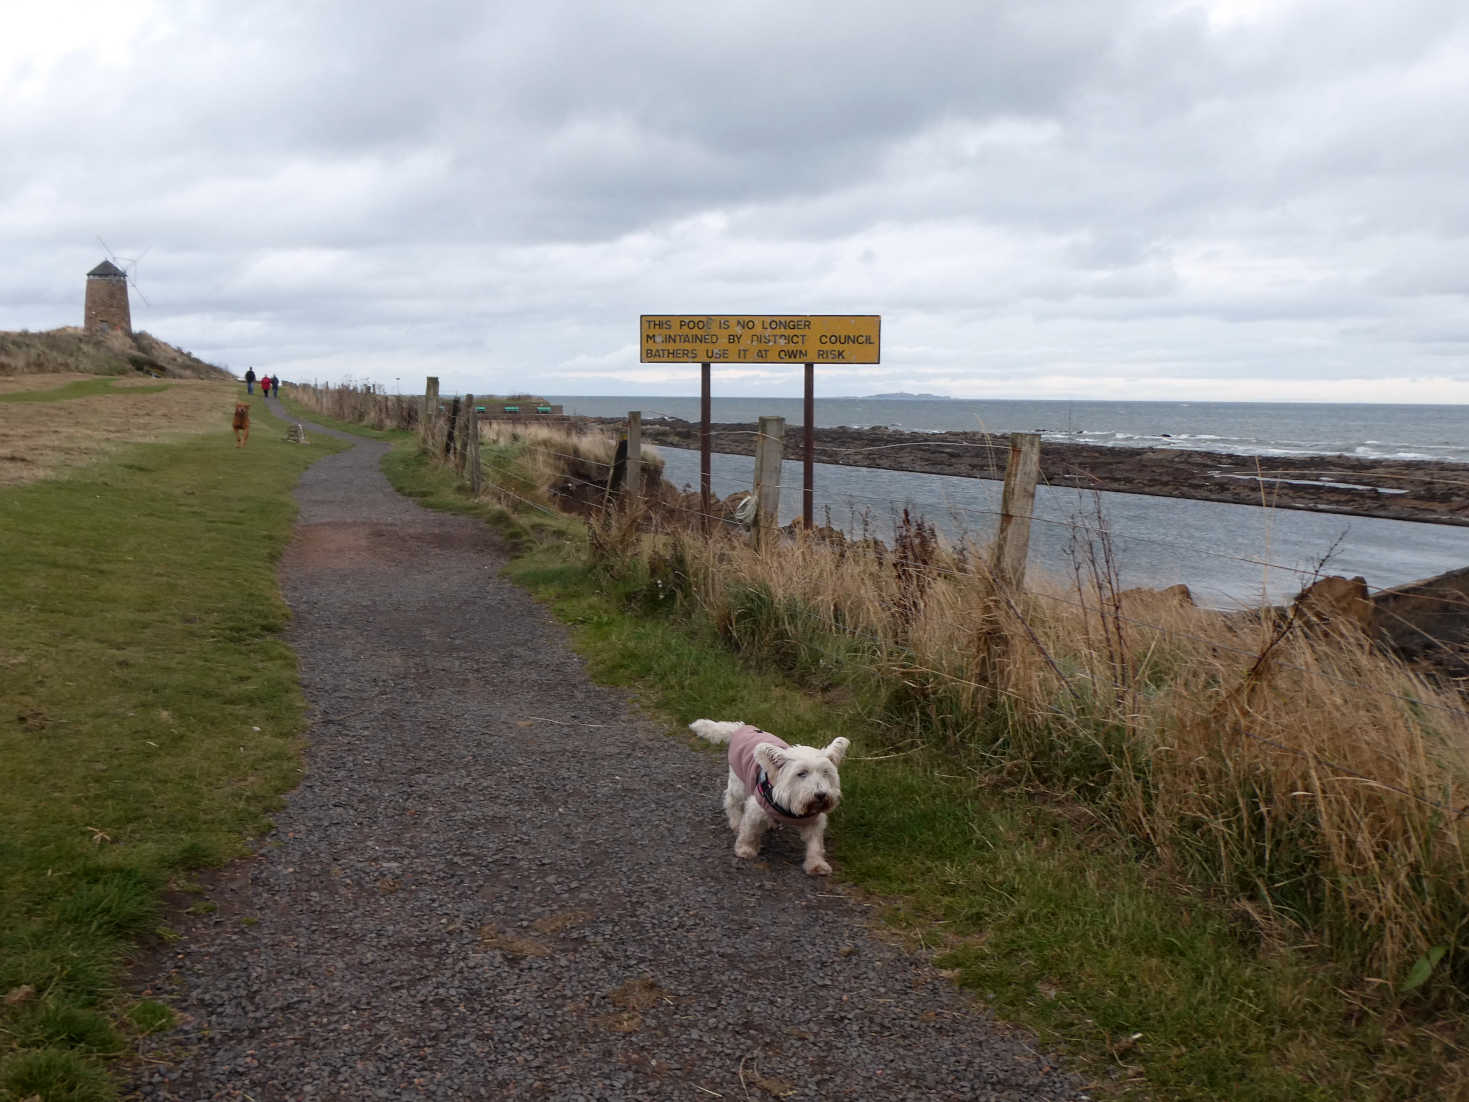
727, 725, 819, 824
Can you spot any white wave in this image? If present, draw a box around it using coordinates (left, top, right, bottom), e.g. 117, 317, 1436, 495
1033, 428, 1467, 462
1213, 473, 1410, 494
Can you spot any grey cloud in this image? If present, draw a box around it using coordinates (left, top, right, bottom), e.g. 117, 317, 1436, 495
3, 0, 1469, 402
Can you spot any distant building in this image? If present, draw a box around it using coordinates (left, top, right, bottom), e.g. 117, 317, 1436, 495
84, 259, 131, 335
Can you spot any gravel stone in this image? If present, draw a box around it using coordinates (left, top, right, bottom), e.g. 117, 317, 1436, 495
128, 411, 1089, 1100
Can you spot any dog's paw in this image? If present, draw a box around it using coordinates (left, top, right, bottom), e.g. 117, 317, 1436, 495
804, 858, 832, 877
734, 842, 759, 860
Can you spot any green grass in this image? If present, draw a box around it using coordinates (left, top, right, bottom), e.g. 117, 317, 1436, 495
839, 763, 1378, 1099
0, 400, 347, 1101
374, 444, 1464, 1102
0, 378, 169, 403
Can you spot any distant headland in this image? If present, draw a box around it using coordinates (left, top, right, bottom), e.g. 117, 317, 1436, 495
858, 391, 952, 400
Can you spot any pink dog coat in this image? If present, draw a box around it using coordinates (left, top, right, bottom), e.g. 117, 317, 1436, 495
727, 725, 815, 825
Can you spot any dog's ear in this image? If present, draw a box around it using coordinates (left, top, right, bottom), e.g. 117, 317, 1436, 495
823, 737, 850, 765
754, 742, 790, 773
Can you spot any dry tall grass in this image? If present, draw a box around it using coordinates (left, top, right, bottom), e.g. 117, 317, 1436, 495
671, 520, 1469, 984
467, 420, 665, 529
290, 384, 664, 516
479, 419, 615, 462
289, 381, 421, 432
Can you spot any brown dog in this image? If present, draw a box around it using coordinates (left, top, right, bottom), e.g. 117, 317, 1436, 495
233, 402, 251, 447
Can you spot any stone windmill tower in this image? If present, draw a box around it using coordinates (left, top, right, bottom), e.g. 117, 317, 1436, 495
84, 259, 132, 335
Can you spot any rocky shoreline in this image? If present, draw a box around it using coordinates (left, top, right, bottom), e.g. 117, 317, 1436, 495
597, 418, 1469, 528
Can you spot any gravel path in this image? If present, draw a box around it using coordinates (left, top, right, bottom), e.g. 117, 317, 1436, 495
130, 409, 1088, 1101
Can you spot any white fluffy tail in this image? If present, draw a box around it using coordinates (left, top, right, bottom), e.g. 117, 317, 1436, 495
689, 719, 745, 745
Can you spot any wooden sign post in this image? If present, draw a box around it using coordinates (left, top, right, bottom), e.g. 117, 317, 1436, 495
701, 361, 712, 533
803, 361, 815, 529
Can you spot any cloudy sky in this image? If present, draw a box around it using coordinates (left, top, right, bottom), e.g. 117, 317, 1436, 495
3, 0, 1467, 402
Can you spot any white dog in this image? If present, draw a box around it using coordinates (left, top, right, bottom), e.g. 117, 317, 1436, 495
690, 719, 850, 876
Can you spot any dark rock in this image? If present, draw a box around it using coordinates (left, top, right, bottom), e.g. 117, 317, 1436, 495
599, 418, 1469, 528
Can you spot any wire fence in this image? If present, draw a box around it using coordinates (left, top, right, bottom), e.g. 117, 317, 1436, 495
477, 439, 1469, 704
297, 390, 1469, 697
282, 383, 1469, 834
472, 453, 1469, 820
293, 386, 1469, 983
527, 440, 1469, 610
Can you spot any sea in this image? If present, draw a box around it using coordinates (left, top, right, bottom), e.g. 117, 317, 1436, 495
547, 397, 1469, 608
550, 396, 1469, 463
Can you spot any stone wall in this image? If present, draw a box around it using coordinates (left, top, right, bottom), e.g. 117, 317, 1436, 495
84, 276, 131, 335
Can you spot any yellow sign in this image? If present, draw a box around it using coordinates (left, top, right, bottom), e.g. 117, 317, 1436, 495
640, 315, 881, 364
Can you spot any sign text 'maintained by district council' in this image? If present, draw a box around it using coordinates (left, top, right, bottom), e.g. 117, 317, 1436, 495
639, 315, 881, 364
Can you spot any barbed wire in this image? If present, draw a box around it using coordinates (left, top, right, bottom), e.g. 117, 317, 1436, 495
516, 441, 1469, 615
590, 429, 1463, 546
601, 496, 1469, 816
302, 391, 1469, 484
295, 389, 1468, 642
471, 430, 1469, 627
614, 425, 1469, 489
461, 450, 1469, 726
387, 401, 1469, 632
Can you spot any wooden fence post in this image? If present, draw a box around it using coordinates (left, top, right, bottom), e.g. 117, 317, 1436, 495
754, 415, 785, 538
445, 397, 460, 460
422, 377, 439, 447
990, 432, 1041, 589
465, 394, 482, 492
626, 411, 642, 509
457, 397, 473, 471
603, 437, 628, 513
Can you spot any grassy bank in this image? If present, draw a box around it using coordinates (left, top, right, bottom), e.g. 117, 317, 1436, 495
0, 377, 255, 489
0, 328, 229, 381
0, 391, 345, 1101
283, 383, 1469, 1100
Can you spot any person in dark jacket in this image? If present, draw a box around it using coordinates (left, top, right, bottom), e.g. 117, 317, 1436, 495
244, 367, 256, 394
